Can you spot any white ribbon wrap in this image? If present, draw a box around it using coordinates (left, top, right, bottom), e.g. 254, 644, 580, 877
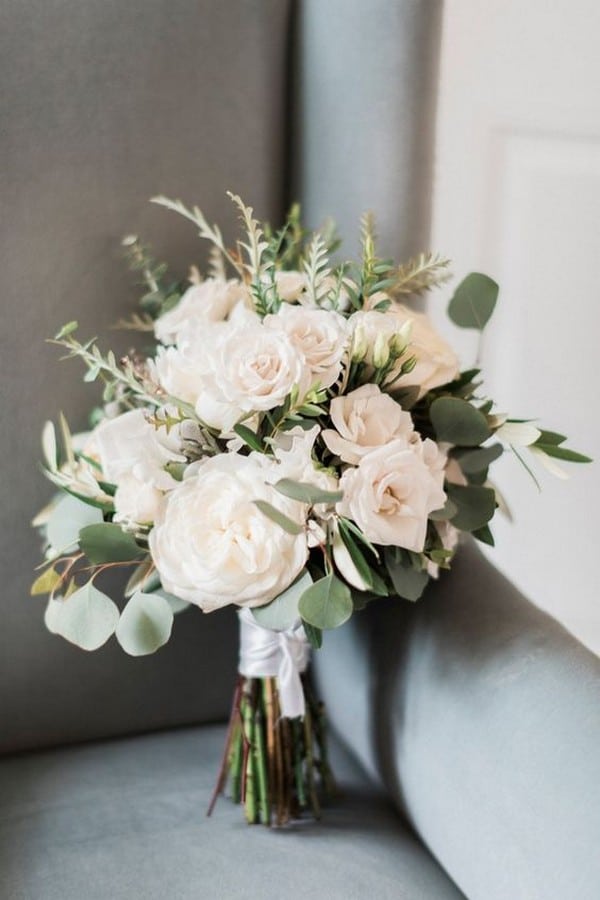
238, 608, 311, 718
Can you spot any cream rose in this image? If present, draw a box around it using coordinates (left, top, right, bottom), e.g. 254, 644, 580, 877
265, 305, 348, 389
322, 384, 415, 464
154, 278, 249, 345
274, 270, 307, 302
149, 453, 309, 611
337, 438, 447, 551
95, 409, 189, 525
195, 321, 311, 433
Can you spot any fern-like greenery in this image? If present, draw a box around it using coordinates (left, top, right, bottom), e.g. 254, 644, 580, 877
393, 252, 452, 296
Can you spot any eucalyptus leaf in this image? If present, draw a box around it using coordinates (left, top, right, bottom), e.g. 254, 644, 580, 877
448, 273, 498, 330
45, 581, 119, 651
446, 483, 497, 531
298, 574, 353, 630
252, 570, 313, 631
429, 498, 458, 521
384, 550, 429, 602
454, 443, 503, 473
79, 522, 144, 564
46, 493, 103, 554
253, 500, 303, 535
151, 589, 191, 615
125, 558, 160, 598
430, 397, 491, 446
274, 478, 343, 505
302, 620, 323, 650
473, 524, 495, 546
31, 566, 61, 596
115, 591, 174, 656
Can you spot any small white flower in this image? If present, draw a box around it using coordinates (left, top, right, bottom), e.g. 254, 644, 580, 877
496, 421, 541, 447
149, 453, 309, 611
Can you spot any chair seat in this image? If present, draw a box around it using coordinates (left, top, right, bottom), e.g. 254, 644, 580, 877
0, 724, 462, 899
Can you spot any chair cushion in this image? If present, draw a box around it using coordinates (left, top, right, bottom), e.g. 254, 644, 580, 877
0, 724, 463, 899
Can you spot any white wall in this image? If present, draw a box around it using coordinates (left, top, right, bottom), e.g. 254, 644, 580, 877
430, 0, 600, 653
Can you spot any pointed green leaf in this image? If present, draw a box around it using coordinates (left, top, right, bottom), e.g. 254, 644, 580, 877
448, 273, 498, 330
298, 574, 353, 630
234, 423, 264, 452
274, 478, 343, 505
31, 566, 61, 596
253, 500, 303, 535
79, 522, 144, 563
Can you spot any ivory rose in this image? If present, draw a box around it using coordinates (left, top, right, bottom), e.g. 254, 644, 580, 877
337, 438, 447, 551
266, 305, 348, 389
149, 453, 309, 611
322, 384, 415, 464
154, 278, 249, 345
194, 321, 311, 433
95, 409, 188, 524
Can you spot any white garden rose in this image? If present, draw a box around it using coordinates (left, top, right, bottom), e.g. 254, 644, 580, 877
194, 321, 311, 433
113, 474, 165, 527
94, 410, 190, 525
151, 342, 207, 405
322, 384, 415, 464
274, 270, 307, 302
337, 438, 447, 551
149, 453, 309, 611
154, 278, 249, 345
265, 305, 348, 389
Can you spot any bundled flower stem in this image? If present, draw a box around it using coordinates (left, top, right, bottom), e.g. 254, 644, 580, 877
209, 675, 334, 826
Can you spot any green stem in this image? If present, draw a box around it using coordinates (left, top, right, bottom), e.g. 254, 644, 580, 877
243, 682, 257, 824
254, 706, 270, 825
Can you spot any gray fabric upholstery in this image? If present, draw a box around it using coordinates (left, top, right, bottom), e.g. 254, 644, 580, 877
314, 540, 600, 900
0, 724, 465, 900
0, 0, 292, 753
295, 0, 443, 260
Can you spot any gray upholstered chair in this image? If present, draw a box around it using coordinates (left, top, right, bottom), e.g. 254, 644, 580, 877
1, 3, 598, 898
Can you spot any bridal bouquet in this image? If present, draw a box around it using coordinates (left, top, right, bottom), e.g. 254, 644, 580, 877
31, 193, 589, 826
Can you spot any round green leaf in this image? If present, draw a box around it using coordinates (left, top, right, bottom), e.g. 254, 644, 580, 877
252, 570, 313, 631
45, 582, 119, 650
448, 272, 498, 330
46, 494, 103, 554
298, 574, 352, 630
79, 522, 143, 564
446, 483, 497, 532
116, 591, 174, 656
430, 397, 491, 446
151, 588, 191, 615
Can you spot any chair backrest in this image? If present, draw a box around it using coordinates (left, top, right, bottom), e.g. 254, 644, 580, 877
0, 0, 292, 753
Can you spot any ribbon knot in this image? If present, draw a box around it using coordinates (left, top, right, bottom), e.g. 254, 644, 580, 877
238, 608, 311, 718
